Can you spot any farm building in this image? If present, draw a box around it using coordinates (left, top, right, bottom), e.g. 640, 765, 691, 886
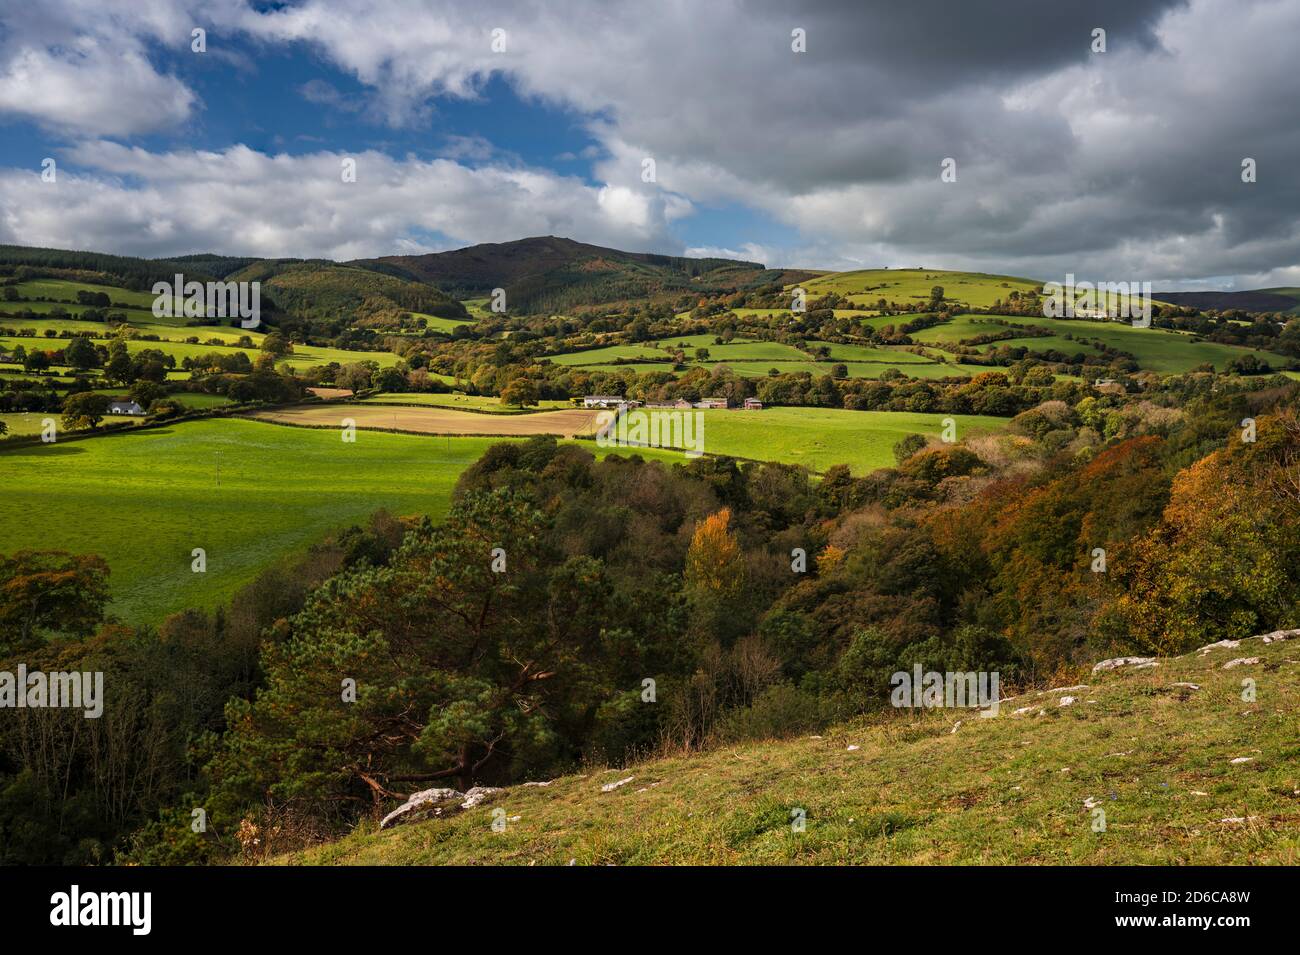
108, 400, 145, 415
695, 397, 728, 409
743, 398, 763, 410
582, 395, 638, 409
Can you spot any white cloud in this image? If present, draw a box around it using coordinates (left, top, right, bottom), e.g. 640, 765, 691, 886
0, 141, 683, 259
0, 40, 195, 137
684, 244, 775, 266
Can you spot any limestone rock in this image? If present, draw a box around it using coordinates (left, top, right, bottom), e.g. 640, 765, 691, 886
1092, 656, 1155, 673
380, 787, 464, 830
1197, 639, 1240, 655
1261, 629, 1300, 644
461, 786, 501, 808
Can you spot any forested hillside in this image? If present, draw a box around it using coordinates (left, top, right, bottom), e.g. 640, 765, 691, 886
356, 235, 803, 313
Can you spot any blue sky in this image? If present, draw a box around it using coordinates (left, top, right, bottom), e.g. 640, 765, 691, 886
0, 26, 779, 262
0, 0, 1297, 289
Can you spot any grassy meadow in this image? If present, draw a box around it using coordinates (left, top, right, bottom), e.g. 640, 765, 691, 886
797, 268, 1045, 309
11, 278, 159, 311
547, 332, 991, 381
573, 359, 992, 380
1, 274, 401, 370
0, 332, 400, 371
913, 314, 1284, 374
692, 407, 1008, 473
0, 417, 686, 624
407, 311, 472, 333
0, 419, 510, 623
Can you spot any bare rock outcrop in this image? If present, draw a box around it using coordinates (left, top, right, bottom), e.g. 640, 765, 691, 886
1091, 656, 1155, 674
379, 785, 503, 829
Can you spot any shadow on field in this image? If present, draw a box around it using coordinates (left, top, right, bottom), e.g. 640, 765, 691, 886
1, 423, 187, 457
0, 442, 89, 457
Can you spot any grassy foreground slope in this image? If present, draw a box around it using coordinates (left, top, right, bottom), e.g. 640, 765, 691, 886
280, 633, 1300, 865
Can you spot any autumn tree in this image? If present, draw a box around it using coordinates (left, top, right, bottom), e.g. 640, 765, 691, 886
1105, 414, 1300, 654
500, 377, 540, 408
61, 392, 110, 431
684, 507, 749, 643
0, 550, 111, 652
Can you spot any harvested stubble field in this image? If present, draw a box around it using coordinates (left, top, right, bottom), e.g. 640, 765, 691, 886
249, 402, 606, 437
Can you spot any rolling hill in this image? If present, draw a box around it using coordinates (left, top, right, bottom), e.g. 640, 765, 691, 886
0, 246, 469, 339
798, 268, 1046, 310
225, 260, 468, 327
1153, 289, 1300, 315
354, 235, 807, 313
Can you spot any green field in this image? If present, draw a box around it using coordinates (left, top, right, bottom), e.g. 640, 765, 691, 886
1, 274, 403, 370
550, 336, 819, 366
0, 333, 399, 371
547, 332, 987, 381
677, 407, 1007, 474
912, 314, 1286, 374
0, 411, 58, 435
1, 299, 155, 320
566, 359, 989, 380
798, 268, 1045, 309
0, 406, 1008, 621
548, 342, 678, 365
0, 420, 513, 623
0, 315, 257, 344
0, 392, 230, 436
460, 298, 494, 320
12, 278, 159, 310
171, 392, 235, 409
0, 419, 685, 624
809, 341, 930, 363
709, 360, 988, 380
408, 311, 472, 333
